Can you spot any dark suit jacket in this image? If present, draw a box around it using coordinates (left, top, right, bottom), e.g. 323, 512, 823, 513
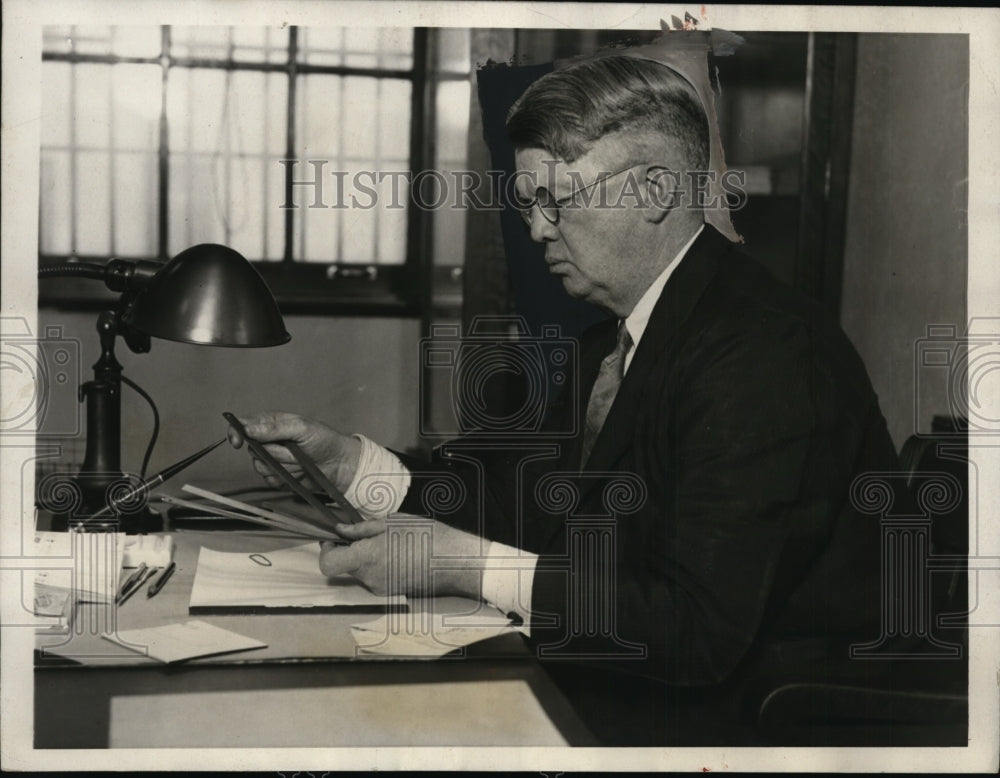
399, 225, 901, 744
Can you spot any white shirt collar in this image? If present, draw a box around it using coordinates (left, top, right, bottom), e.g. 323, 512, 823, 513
622, 224, 704, 372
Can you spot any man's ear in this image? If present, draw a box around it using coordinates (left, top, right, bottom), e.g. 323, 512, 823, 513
643, 167, 681, 224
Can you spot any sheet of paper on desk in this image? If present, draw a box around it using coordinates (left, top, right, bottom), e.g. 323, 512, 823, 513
189, 543, 407, 613
352, 608, 519, 657
32, 530, 125, 604
102, 620, 266, 663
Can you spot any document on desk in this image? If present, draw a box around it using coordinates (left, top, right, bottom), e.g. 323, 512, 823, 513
352, 608, 520, 657
189, 542, 407, 614
32, 530, 126, 605
102, 620, 267, 663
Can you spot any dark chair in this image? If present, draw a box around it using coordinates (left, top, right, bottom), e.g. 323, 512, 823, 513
751, 417, 969, 746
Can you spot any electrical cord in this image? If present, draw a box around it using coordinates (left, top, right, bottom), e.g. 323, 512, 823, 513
120, 375, 159, 479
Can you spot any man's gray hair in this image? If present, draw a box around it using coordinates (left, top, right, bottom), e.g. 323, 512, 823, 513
506, 55, 710, 169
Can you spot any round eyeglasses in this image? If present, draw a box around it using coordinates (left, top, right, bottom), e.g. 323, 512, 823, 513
512, 164, 641, 227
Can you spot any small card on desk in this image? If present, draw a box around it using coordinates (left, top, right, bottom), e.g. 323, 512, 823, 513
122, 534, 174, 569
352, 608, 520, 657
102, 620, 266, 663
32, 581, 75, 634
188, 543, 408, 614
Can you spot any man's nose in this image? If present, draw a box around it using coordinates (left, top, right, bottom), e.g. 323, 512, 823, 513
528, 210, 559, 243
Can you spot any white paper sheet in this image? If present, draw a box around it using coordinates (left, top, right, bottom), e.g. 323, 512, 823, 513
32, 530, 125, 604
102, 620, 267, 663
188, 542, 406, 612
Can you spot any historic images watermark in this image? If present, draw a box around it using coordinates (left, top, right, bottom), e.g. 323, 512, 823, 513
352, 315, 650, 659
419, 316, 579, 439
846, 318, 1000, 659
277, 159, 751, 213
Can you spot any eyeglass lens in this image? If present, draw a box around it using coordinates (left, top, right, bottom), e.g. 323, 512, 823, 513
516, 188, 559, 226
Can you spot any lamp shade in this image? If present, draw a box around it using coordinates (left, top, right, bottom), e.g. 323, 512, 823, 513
123, 244, 291, 347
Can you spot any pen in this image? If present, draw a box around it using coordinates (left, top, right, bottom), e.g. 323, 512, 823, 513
88, 437, 227, 521
117, 566, 156, 606
116, 563, 147, 603
146, 561, 176, 598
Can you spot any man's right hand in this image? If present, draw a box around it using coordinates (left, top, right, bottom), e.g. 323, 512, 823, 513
225, 411, 362, 494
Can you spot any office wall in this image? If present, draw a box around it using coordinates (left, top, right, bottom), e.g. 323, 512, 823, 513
35, 309, 422, 489
841, 34, 968, 450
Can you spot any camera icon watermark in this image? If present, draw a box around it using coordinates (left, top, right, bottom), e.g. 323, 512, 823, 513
914, 318, 1000, 436
419, 315, 578, 439
0, 316, 82, 438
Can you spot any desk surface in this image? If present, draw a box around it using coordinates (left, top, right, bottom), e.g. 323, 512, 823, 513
34, 529, 595, 748
37, 530, 525, 666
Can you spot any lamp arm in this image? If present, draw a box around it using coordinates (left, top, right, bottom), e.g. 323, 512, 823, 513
38, 260, 154, 355
38, 259, 164, 293
37, 262, 108, 281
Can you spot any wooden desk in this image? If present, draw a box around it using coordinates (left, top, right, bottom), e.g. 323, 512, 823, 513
34, 530, 596, 748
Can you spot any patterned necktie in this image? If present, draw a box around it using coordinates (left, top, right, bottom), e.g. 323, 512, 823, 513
580, 322, 633, 467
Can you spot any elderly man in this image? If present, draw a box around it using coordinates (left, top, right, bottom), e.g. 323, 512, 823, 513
230, 55, 899, 744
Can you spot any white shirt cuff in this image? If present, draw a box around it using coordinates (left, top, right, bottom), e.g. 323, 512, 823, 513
344, 434, 411, 519
481, 540, 537, 636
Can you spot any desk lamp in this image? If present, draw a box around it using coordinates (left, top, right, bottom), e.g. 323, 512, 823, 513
38, 244, 290, 531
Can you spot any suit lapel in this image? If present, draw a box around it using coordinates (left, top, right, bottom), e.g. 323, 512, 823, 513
580, 226, 731, 480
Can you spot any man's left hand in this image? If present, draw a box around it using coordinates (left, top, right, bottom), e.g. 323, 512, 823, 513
319, 519, 487, 600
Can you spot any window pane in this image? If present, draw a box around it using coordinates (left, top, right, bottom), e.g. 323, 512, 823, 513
71, 25, 114, 56
435, 79, 470, 163
264, 160, 286, 260
377, 180, 407, 264
433, 199, 467, 267
39, 151, 72, 254
437, 29, 470, 73
113, 152, 158, 256
74, 64, 112, 149
343, 77, 377, 161
294, 73, 410, 264
42, 26, 74, 55
111, 65, 161, 152
168, 67, 222, 153
110, 26, 162, 58
169, 156, 228, 251
41, 58, 162, 257
299, 191, 341, 263
297, 27, 345, 66
231, 26, 289, 64
170, 26, 233, 59
168, 68, 287, 258
378, 79, 412, 164
75, 151, 112, 254
39, 23, 428, 279
298, 27, 412, 69
344, 28, 378, 69
168, 67, 289, 157
379, 28, 414, 69
41, 62, 72, 148
296, 73, 342, 160
433, 79, 471, 267
67, 63, 161, 152
341, 161, 377, 262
